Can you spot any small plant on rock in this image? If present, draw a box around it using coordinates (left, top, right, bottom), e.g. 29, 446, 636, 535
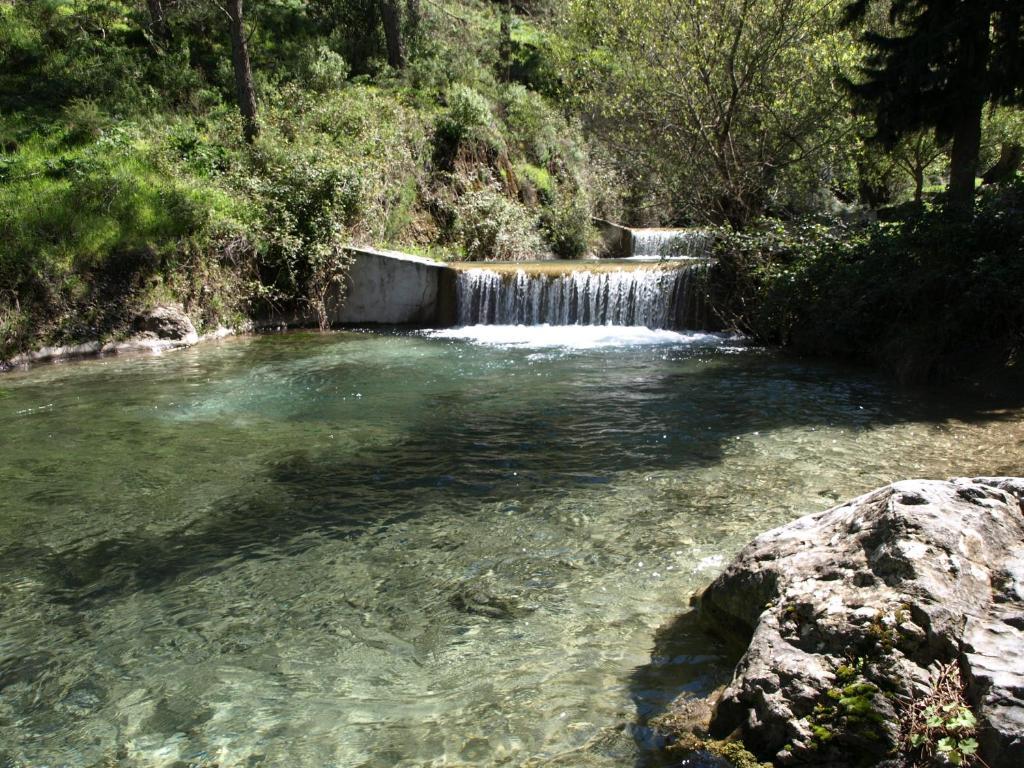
903, 662, 980, 766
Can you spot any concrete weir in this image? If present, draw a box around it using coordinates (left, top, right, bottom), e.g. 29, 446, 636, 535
335, 247, 456, 326
593, 218, 713, 259
274, 239, 714, 330
265, 247, 458, 328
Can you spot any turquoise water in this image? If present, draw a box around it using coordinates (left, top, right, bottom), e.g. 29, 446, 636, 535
1, 329, 1022, 767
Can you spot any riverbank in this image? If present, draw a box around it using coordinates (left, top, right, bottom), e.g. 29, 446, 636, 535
2, 325, 239, 372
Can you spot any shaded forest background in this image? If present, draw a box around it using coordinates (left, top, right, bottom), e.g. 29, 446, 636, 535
1, 0, 1022, 384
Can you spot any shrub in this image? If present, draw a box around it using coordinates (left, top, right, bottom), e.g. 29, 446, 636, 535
438, 84, 496, 144
62, 100, 110, 146
303, 45, 351, 93
708, 181, 1024, 382
454, 185, 543, 261
539, 196, 593, 259
502, 83, 560, 164
247, 157, 361, 328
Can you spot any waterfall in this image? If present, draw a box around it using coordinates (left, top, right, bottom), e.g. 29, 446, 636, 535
456, 264, 710, 330
630, 229, 713, 259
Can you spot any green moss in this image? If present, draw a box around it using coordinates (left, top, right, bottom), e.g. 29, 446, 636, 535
666, 734, 772, 768
806, 669, 889, 753
517, 162, 553, 198
811, 724, 835, 743
836, 664, 858, 683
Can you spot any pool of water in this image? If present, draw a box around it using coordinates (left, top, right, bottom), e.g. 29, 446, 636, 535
1, 329, 1022, 767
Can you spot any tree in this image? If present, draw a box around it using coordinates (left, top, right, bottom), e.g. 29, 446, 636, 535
405, 0, 421, 51
894, 131, 948, 202
561, 0, 852, 228
146, 0, 171, 44
844, 0, 1024, 209
981, 106, 1024, 185
379, 0, 405, 69
226, 0, 259, 142
498, 0, 512, 82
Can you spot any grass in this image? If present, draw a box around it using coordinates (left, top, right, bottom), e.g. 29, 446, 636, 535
0, 1, 617, 360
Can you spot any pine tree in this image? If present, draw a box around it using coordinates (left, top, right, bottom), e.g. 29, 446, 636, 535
227, 0, 259, 143
380, 0, 405, 69
845, 0, 1023, 209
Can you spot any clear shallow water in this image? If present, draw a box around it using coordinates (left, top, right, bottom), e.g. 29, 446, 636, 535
1, 330, 1023, 768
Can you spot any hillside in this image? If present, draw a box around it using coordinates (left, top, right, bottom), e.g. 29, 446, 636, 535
0, 0, 615, 357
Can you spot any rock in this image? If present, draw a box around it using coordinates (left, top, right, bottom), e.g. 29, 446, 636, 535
686, 478, 1024, 767
450, 573, 536, 619
133, 305, 198, 344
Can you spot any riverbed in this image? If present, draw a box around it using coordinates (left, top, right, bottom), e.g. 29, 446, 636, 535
1, 328, 1022, 767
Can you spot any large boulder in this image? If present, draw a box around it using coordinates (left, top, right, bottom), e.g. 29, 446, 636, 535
691, 477, 1024, 767
133, 305, 198, 344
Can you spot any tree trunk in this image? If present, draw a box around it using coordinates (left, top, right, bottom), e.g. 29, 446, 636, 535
981, 143, 1024, 185
948, 105, 983, 210
228, 0, 259, 143
406, 0, 421, 48
498, 0, 512, 82
380, 0, 405, 69
913, 165, 924, 203
947, 8, 991, 210
146, 0, 170, 43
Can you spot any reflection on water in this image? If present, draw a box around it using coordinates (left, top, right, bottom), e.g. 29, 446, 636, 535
1, 330, 1022, 767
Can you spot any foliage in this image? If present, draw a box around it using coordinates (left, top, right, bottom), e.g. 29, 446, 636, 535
3, 0, 1020, 384
559, 0, 854, 227
453, 184, 543, 261
903, 663, 980, 767
0, 0, 602, 357
844, 0, 1024, 144
438, 83, 499, 145
302, 45, 352, 93
843, 0, 1024, 207
539, 197, 592, 259
245, 158, 360, 329
502, 83, 559, 164
708, 176, 1024, 382
0, 119, 250, 355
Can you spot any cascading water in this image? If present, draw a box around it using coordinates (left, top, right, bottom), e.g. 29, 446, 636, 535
456, 264, 711, 330
630, 229, 713, 259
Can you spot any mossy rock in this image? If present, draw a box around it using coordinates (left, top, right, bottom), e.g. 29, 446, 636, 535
665, 734, 772, 768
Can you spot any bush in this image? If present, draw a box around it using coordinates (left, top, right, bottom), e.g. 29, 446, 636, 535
709, 182, 1024, 382
539, 197, 593, 259
502, 83, 560, 164
454, 185, 544, 261
62, 100, 110, 146
247, 156, 361, 327
439, 84, 496, 144
303, 45, 351, 93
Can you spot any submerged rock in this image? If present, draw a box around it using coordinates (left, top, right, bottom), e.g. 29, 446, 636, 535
450, 572, 536, 619
680, 477, 1024, 767
133, 305, 198, 343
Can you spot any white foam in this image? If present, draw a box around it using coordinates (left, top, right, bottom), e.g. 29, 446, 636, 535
423, 324, 732, 350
